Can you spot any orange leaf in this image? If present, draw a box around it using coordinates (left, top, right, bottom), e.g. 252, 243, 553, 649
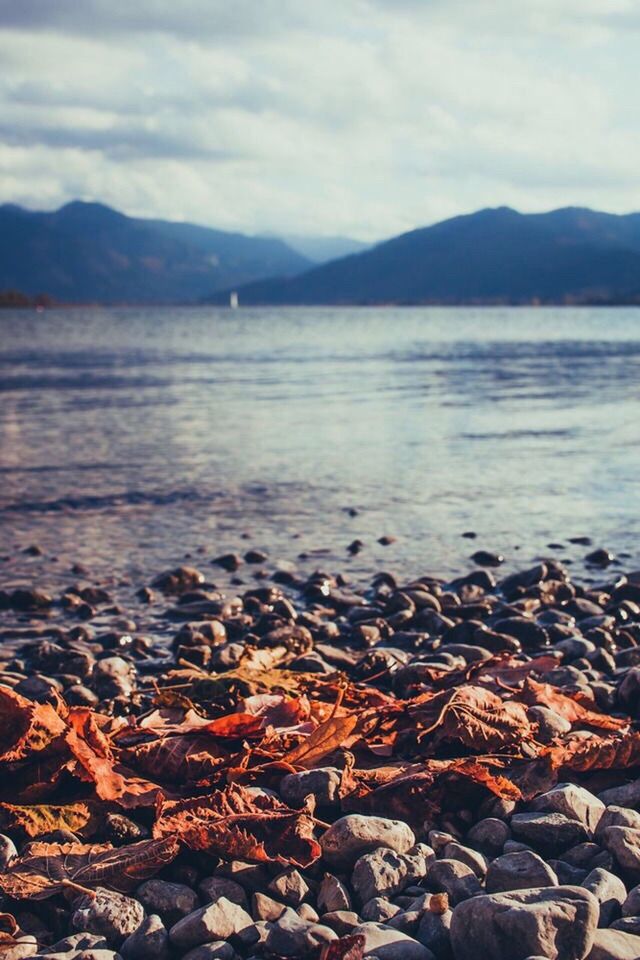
65, 708, 125, 801
0, 802, 98, 838
283, 714, 359, 769
0, 687, 66, 762
522, 678, 629, 731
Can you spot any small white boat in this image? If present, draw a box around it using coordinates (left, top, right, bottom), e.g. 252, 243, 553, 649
230, 291, 239, 309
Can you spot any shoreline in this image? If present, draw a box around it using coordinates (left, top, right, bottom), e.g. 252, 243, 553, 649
0, 549, 639, 958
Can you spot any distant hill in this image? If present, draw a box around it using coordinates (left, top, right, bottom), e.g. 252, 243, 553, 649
280, 234, 370, 263
0, 201, 310, 303
211, 206, 640, 305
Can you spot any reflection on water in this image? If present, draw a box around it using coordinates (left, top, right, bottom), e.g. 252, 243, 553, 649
0, 305, 639, 587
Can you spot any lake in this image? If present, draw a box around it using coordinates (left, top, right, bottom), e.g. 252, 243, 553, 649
1, 305, 639, 590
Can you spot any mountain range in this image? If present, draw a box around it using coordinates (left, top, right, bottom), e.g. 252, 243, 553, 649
3, 201, 640, 305
217, 206, 640, 305
0, 201, 311, 303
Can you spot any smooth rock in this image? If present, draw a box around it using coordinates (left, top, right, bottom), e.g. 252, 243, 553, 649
530, 783, 605, 836
352, 844, 434, 903
510, 811, 588, 851
603, 828, 640, 873
424, 860, 482, 905
198, 877, 248, 908
168, 899, 253, 951
71, 889, 145, 947
352, 922, 434, 959
317, 874, 352, 913
321, 815, 415, 869
267, 868, 309, 906
136, 879, 199, 925
587, 929, 640, 960
263, 908, 337, 956
442, 841, 488, 877
120, 915, 169, 960
584, 868, 627, 927
466, 818, 510, 856
279, 768, 342, 807
450, 885, 599, 960
485, 850, 558, 893
181, 944, 236, 960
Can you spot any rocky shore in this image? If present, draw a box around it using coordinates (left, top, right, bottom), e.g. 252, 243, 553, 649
1, 547, 640, 960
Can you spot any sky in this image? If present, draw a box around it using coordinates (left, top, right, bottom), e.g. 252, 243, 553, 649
0, 0, 639, 241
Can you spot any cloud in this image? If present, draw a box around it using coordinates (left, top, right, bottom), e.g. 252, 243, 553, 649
0, 0, 638, 240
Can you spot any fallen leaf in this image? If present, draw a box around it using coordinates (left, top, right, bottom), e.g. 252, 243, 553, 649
522, 678, 629, 731
65, 708, 125, 801
319, 934, 366, 960
283, 714, 359, 769
0, 687, 66, 762
411, 685, 532, 753
0, 802, 98, 838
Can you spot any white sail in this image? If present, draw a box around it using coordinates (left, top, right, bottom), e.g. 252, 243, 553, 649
230, 291, 239, 309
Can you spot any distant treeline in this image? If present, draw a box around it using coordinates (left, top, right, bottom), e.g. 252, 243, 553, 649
0, 290, 54, 308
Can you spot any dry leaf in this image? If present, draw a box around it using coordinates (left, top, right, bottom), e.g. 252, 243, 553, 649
283, 715, 359, 768
0, 802, 97, 838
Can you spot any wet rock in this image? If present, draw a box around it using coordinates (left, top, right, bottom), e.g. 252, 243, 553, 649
485, 850, 558, 893
91, 656, 135, 698
136, 879, 199, 926
71, 888, 145, 947
151, 567, 204, 594
586, 549, 615, 568
212, 554, 242, 572
280, 767, 342, 807
120, 915, 169, 960
450, 885, 599, 960
10, 588, 53, 611
470, 551, 504, 567
352, 845, 435, 903
583, 868, 627, 927
168, 899, 253, 951
320, 814, 415, 869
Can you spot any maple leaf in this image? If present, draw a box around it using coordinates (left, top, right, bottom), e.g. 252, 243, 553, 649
65, 708, 125, 801
0, 802, 98, 838
283, 714, 359, 769
0, 686, 66, 762
153, 782, 321, 867
0, 836, 179, 900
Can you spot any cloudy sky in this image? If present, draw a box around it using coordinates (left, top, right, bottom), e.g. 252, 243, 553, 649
0, 0, 638, 241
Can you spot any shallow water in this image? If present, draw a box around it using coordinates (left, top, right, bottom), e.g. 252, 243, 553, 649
0, 305, 639, 589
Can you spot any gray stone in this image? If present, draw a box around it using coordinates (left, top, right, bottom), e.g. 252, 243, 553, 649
598, 781, 640, 809
279, 767, 342, 807
0, 833, 17, 869
352, 844, 434, 903
596, 808, 640, 842
417, 909, 452, 959
136, 879, 199, 925
214, 861, 270, 892
587, 929, 640, 959
352, 922, 434, 959
43, 936, 108, 954
71, 889, 145, 947
264, 908, 337, 956
121, 916, 169, 960
442, 841, 488, 877
168, 899, 253, 952
181, 944, 236, 960
510, 811, 588, 851
530, 783, 605, 836
321, 814, 416, 869
466, 818, 510, 857
450, 885, 599, 960
528, 705, 572, 742
603, 827, 640, 873
623, 885, 640, 917
0, 940, 38, 960
198, 876, 248, 908
252, 892, 286, 922
611, 919, 640, 936
425, 859, 482, 905
584, 868, 627, 927
267, 868, 309, 906
317, 874, 351, 913
319, 911, 360, 936
485, 850, 558, 893
361, 897, 401, 922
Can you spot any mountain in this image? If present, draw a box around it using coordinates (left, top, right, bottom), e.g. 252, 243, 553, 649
280, 234, 370, 263
211, 206, 640, 305
0, 201, 310, 303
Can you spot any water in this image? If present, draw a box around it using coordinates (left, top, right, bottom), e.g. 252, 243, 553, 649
1, 305, 639, 590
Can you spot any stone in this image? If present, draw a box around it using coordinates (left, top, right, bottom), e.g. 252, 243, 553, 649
71, 889, 145, 947
424, 860, 482, 904
596, 808, 640, 842
168, 899, 253, 952
215, 861, 270, 893
603, 828, 640, 873
0, 940, 38, 960
0, 833, 18, 868
510, 811, 588, 851
450, 885, 599, 960
121, 916, 169, 960
198, 876, 248, 908
136, 879, 199, 925
611, 919, 640, 936
74, 952, 122, 960
252, 892, 286, 922
264, 908, 337, 956
466, 818, 511, 857
297, 904, 318, 923
352, 844, 435, 903
416, 909, 452, 959
317, 874, 352, 913
598, 781, 640, 809
181, 944, 236, 960
92, 656, 135, 698
352, 922, 434, 958
587, 929, 640, 960
361, 898, 401, 922
320, 912, 361, 936
583, 868, 627, 927
442, 841, 488, 877
43, 936, 108, 955
622, 885, 640, 917
320, 814, 415, 869
267, 868, 310, 906
529, 783, 605, 836
485, 850, 559, 893
279, 768, 342, 807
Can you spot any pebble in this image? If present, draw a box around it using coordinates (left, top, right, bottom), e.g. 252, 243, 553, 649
71, 889, 145, 947
320, 814, 416, 869
317, 874, 352, 913
263, 907, 337, 956
136, 879, 199, 925
485, 850, 559, 893
279, 767, 342, 807
168, 899, 253, 952
120, 915, 169, 960
352, 844, 434, 903
583, 868, 627, 927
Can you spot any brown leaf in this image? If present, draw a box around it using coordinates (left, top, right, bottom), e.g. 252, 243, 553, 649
65, 708, 125, 801
319, 935, 366, 960
0, 836, 179, 900
283, 714, 359, 769
522, 678, 629, 731
547, 732, 640, 773
0, 687, 66, 762
122, 735, 228, 783
0, 802, 98, 838
411, 685, 532, 753
153, 782, 321, 867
